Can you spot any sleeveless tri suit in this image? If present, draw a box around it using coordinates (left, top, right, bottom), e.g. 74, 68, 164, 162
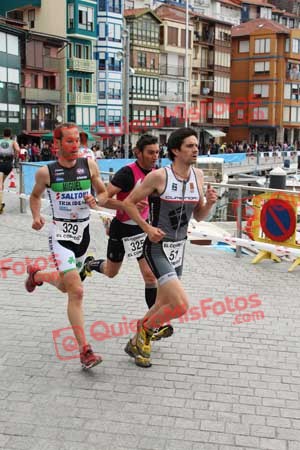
144, 165, 201, 285
46, 158, 92, 273
0, 138, 14, 176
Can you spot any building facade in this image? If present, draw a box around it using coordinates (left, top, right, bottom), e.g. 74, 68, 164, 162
96, 0, 123, 147
155, 4, 192, 143
1, 0, 97, 135
124, 8, 161, 146
0, 18, 25, 136
230, 18, 300, 145
191, 13, 231, 146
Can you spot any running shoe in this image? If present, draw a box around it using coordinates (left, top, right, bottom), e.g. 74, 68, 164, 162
25, 265, 43, 293
124, 339, 152, 368
0, 203, 5, 214
80, 344, 102, 369
80, 256, 95, 282
136, 321, 154, 359
151, 324, 174, 341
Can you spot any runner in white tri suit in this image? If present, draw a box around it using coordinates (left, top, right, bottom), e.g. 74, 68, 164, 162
0, 128, 19, 213
24, 123, 108, 369
123, 128, 218, 367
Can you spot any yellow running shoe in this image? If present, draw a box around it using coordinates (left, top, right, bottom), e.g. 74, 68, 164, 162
136, 321, 153, 359
124, 339, 152, 368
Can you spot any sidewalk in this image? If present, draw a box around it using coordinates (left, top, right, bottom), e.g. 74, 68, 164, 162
0, 187, 300, 450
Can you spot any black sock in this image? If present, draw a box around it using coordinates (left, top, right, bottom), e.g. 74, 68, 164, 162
89, 259, 105, 273
145, 286, 157, 309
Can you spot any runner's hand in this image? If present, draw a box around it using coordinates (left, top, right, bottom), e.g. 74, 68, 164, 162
84, 194, 98, 209
136, 200, 148, 212
147, 225, 165, 243
32, 216, 45, 230
206, 183, 218, 206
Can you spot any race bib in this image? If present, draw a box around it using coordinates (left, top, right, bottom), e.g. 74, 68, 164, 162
123, 233, 146, 260
54, 221, 87, 244
163, 240, 185, 268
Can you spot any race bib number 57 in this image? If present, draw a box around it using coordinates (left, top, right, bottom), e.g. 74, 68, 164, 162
163, 240, 185, 268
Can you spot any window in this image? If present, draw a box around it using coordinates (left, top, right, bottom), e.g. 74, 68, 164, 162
43, 76, 55, 90
75, 44, 82, 59
68, 3, 74, 28
98, 109, 106, 125
215, 76, 230, 94
180, 30, 191, 49
254, 61, 270, 73
108, 0, 121, 13
239, 40, 249, 53
108, 53, 121, 71
68, 77, 73, 93
0, 103, 7, 123
108, 110, 121, 126
283, 106, 300, 122
284, 83, 300, 100
292, 39, 300, 54
85, 79, 90, 93
78, 6, 94, 31
285, 38, 290, 53
28, 9, 35, 28
76, 78, 83, 92
99, 23, 106, 40
99, 81, 105, 99
215, 51, 230, 67
168, 27, 178, 46
7, 34, 18, 56
237, 109, 244, 119
108, 23, 121, 42
255, 38, 270, 54
8, 68, 19, 84
253, 84, 269, 98
99, 52, 106, 70
84, 45, 90, 59
31, 74, 38, 88
0, 67, 7, 83
137, 52, 146, 68
0, 33, 6, 53
8, 104, 19, 123
68, 43, 72, 59
253, 107, 268, 120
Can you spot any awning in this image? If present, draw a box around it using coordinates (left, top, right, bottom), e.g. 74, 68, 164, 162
204, 129, 226, 138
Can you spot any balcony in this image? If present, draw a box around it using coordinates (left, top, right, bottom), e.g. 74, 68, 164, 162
161, 117, 185, 128
193, 30, 215, 45
68, 92, 97, 105
22, 118, 56, 132
44, 56, 60, 72
68, 58, 96, 73
160, 92, 184, 102
160, 65, 185, 77
21, 87, 61, 103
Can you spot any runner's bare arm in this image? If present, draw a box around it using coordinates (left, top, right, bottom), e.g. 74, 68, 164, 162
123, 170, 166, 242
88, 159, 107, 207
30, 166, 49, 230
13, 140, 20, 158
193, 169, 218, 222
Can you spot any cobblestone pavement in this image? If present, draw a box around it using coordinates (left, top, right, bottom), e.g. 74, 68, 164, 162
0, 184, 300, 450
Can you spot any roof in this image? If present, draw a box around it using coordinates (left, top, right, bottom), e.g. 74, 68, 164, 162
155, 4, 194, 24
232, 18, 290, 37
237, 0, 274, 6
124, 8, 162, 23
218, 0, 242, 8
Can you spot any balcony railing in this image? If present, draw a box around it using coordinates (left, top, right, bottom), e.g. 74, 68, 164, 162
68, 92, 97, 105
161, 117, 185, 128
22, 119, 56, 132
160, 92, 184, 102
193, 30, 215, 45
160, 65, 185, 77
43, 56, 60, 71
68, 58, 97, 73
21, 87, 61, 103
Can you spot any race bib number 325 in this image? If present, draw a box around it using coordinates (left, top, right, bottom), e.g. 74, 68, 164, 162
163, 240, 185, 268
123, 233, 146, 260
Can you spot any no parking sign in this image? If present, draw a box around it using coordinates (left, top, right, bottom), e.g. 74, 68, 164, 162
260, 198, 296, 242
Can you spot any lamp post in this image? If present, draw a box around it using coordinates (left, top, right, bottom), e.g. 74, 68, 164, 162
184, 0, 189, 127
123, 28, 130, 159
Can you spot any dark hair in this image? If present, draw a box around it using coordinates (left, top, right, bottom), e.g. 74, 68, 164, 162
3, 128, 12, 138
53, 122, 78, 140
167, 127, 198, 161
136, 134, 158, 152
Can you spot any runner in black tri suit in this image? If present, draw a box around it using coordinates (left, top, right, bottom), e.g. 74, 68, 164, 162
123, 128, 218, 367
24, 123, 108, 369
81, 135, 173, 340
0, 128, 19, 213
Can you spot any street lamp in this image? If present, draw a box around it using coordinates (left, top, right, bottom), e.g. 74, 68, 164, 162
184, 0, 189, 127
122, 28, 130, 159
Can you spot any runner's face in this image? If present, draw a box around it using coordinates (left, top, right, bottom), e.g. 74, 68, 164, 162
137, 144, 159, 169
176, 135, 199, 164
58, 127, 80, 160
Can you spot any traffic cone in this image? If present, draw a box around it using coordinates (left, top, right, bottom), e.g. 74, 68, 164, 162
8, 171, 16, 189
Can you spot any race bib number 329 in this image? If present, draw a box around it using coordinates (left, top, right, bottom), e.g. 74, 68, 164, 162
54, 221, 86, 244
